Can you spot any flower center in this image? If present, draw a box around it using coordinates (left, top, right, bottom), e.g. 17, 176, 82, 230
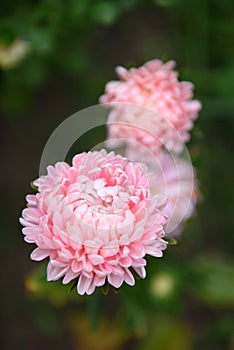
98, 186, 117, 206
102, 196, 113, 207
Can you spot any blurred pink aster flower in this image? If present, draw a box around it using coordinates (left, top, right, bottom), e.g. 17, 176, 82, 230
20, 150, 168, 295
155, 153, 198, 236
126, 146, 198, 236
100, 59, 201, 154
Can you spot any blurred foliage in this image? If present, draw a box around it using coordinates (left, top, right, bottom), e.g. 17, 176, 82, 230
25, 251, 234, 349
190, 256, 234, 307
0, 0, 139, 114
25, 264, 83, 306
1, 0, 234, 349
141, 317, 193, 350
69, 312, 129, 350
1, 0, 234, 115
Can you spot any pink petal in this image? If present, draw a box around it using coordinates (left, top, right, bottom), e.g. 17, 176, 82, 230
63, 270, 79, 284
47, 263, 69, 281
144, 246, 163, 257
108, 273, 124, 289
94, 275, 106, 287
88, 254, 105, 265
86, 282, 96, 295
71, 260, 82, 273
123, 268, 135, 286
77, 274, 93, 295
129, 242, 145, 259
30, 248, 51, 261
134, 266, 146, 279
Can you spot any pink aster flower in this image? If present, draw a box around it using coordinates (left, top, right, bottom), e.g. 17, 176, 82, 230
20, 150, 168, 295
126, 146, 198, 236
155, 153, 198, 236
100, 59, 201, 154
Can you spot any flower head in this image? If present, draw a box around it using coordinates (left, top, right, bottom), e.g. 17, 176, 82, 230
150, 152, 198, 236
124, 146, 198, 236
100, 59, 201, 154
20, 150, 168, 295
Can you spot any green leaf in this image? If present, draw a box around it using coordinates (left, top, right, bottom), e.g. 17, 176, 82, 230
164, 236, 177, 245
30, 181, 38, 191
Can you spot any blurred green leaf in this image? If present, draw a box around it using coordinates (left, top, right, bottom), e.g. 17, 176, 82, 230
140, 317, 193, 350
91, 1, 120, 25
28, 29, 54, 56
153, 0, 177, 6
121, 291, 148, 336
25, 265, 83, 306
190, 256, 234, 307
